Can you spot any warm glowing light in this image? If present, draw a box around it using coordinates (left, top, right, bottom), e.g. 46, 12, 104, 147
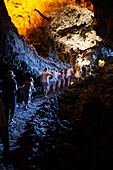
71, 82, 74, 85
98, 59, 105, 67
4, 0, 93, 38
77, 57, 90, 67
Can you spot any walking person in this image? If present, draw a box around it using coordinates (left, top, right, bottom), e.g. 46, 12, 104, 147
66, 67, 74, 86
2, 70, 18, 123
40, 68, 51, 97
54, 69, 59, 90
81, 65, 86, 80
58, 69, 65, 88
48, 69, 58, 93
22, 77, 35, 109
86, 65, 91, 77
75, 67, 81, 81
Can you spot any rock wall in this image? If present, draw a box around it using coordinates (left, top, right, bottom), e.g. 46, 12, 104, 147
3, 0, 113, 53
4, 0, 93, 36
4, 0, 113, 65
0, 0, 38, 82
0, 0, 71, 84
1, 0, 113, 83
4, 0, 93, 57
47, 4, 103, 67
91, 0, 113, 51
43, 64, 113, 169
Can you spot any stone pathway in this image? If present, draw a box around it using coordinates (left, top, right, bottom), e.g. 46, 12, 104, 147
0, 90, 69, 169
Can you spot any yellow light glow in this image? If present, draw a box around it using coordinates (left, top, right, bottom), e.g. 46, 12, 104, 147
98, 59, 105, 67
77, 57, 90, 67
4, 0, 93, 38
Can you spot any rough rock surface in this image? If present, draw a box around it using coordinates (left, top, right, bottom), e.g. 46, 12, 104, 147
4, 0, 93, 56
0, 60, 113, 169
0, 0, 71, 84
4, 0, 113, 65
4, 0, 93, 36
1, 0, 113, 81
40, 62, 113, 169
0, 0, 113, 169
91, 0, 113, 51
47, 4, 107, 65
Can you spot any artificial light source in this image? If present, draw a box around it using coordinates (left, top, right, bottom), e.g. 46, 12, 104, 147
77, 57, 90, 67
98, 59, 105, 67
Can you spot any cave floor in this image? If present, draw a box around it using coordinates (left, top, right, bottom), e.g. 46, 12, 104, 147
0, 89, 66, 170
0, 76, 113, 170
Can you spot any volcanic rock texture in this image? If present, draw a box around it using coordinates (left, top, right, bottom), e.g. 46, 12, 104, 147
91, 0, 113, 51
47, 4, 103, 65
40, 60, 113, 169
4, 0, 95, 61
0, 0, 40, 81
3, 0, 113, 69
0, 0, 113, 169
0, 0, 71, 83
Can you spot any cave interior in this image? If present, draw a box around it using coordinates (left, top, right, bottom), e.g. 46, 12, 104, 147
1, 0, 113, 169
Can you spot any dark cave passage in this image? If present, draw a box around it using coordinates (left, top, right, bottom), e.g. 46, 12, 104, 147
1, 0, 113, 169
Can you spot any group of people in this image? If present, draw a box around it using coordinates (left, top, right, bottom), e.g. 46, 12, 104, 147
40, 67, 74, 97
0, 65, 92, 158
40, 65, 92, 97
0, 65, 92, 124
0, 70, 35, 159
75, 65, 92, 81
0, 67, 74, 125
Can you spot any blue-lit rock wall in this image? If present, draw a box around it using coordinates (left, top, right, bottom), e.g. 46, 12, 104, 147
0, 0, 70, 85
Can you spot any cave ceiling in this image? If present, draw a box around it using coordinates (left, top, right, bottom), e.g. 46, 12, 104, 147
4, 0, 96, 61
4, 0, 93, 36
3, 0, 113, 67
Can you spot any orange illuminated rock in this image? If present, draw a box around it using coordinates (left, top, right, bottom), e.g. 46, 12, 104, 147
4, 0, 93, 38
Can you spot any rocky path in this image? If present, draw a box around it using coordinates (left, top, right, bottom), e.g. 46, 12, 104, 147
1, 72, 113, 170
0, 90, 70, 169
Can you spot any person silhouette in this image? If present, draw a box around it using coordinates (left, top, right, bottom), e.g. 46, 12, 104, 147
2, 70, 18, 123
